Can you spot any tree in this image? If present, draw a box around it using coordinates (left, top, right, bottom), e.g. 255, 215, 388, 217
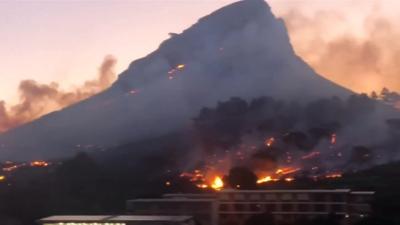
370, 91, 378, 100
349, 146, 374, 166
227, 167, 258, 190
193, 97, 248, 151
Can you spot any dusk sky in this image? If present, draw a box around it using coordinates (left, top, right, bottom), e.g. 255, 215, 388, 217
1, 0, 399, 105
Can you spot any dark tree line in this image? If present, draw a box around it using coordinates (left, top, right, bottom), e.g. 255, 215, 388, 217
193, 94, 400, 169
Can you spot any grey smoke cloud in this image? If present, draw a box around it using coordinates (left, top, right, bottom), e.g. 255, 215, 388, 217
282, 5, 400, 94
0, 55, 116, 133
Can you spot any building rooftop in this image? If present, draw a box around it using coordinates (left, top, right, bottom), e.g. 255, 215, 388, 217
128, 198, 215, 202
220, 189, 353, 193
108, 215, 193, 222
38, 215, 112, 222
163, 193, 217, 199
351, 191, 375, 195
38, 215, 193, 223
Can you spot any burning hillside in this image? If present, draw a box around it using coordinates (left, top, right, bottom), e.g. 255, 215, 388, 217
0, 0, 356, 160
159, 94, 400, 191
174, 137, 342, 191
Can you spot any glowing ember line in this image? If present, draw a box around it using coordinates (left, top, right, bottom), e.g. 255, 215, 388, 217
325, 173, 342, 179
301, 151, 321, 160
331, 133, 337, 145
256, 176, 279, 184
276, 167, 301, 175
30, 161, 49, 167
167, 64, 186, 80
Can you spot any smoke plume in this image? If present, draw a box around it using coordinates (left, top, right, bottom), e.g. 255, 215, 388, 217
0, 55, 117, 133
282, 5, 400, 94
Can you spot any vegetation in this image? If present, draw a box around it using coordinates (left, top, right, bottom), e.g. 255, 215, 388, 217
0, 94, 399, 224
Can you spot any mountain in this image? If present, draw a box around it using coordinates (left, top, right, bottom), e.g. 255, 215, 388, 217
0, 0, 353, 160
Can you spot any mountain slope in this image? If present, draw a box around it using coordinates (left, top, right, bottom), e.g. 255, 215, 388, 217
0, 0, 352, 160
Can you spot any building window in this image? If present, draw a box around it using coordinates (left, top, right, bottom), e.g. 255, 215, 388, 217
281, 194, 293, 201
282, 204, 294, 212
331, 204, 344, 212
331, 194, 345, 202
250, 204, 262, 211
265, 194, 277, 201
315, 204, 326, 212
298, 204, 310, 212
234, 194, 246, 201
249, 194, 261, 201
265, 204, 276, 212
296, 194, 309, 201
234, 204, 245, 211
220, 194, 231, 200
219, 204, 229, 211
314, 194, 326, 202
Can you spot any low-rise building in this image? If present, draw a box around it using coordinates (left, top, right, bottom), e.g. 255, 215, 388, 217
127, 196, 217, 225
126, 189, 374, 225
37, 215, 195, 225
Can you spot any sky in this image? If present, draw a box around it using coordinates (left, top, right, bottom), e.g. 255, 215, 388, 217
1, 0, 400, 106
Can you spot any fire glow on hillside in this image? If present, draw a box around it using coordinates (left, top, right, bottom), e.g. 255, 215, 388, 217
177, 135, 344, 191
2, 160, 50, 173
167, 64, 186, 80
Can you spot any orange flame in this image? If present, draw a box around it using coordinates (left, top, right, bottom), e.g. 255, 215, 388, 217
256, 176, 280, 184
275, 167, 301, 175
211, 176, 224, 191
325, 173, 342, 179
285, 177, 295, 182
301, 151, 321, 160
30, 161, 49, 167
331, 133, 337, 145
176, 64, 185, 70
264, 137, 275, 148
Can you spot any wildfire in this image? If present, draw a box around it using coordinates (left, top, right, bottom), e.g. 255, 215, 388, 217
182, 165, 342, 190
180, 170, 224, 190
180, 170, 205, 182
257, 176, 277, 184
167, 64, 186, 80
285, 177, 294, 182
301, 151, 321, 160
177, 132, 348, 191
325, 173, 342, 179
211, 176, 224, 191
3, 165, 19, 172
264, 137, 275, 148
30, 161, 49, 167
256, 167, 300, 184
275, 167, 301, 175
176, 64, 185, 70
196, 184, 208, 189
2, 162, 26, 172
331, 133, 337, 145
